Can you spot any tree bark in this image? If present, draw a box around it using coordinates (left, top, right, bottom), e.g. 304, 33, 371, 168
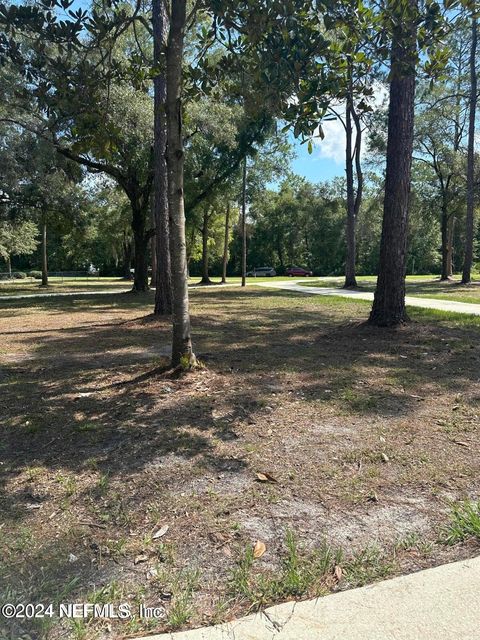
461, 15, 477, 285
221, 202, 231, 284
166, 0, 195, 367
440, 193, 454, 280
122, 232, 132, 279
200, 208, 212, 284
131, 201, 150, 292
153, 0, 172, 314
369, 2, 417, 326
6, 255, 11, 277
241, 157, 247, 287
150, 226, 157, 288
344, 89, 357, 288
41, 219, 48, 286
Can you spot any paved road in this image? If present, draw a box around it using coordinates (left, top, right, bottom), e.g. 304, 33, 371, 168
138, 555, 480, 639
255, 280, 480, 316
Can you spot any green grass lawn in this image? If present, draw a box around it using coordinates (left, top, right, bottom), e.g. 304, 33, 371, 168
0, 276, 130, 296
3, 274, 480, 307
0, 275, 291, 297
299, 275, 480, 305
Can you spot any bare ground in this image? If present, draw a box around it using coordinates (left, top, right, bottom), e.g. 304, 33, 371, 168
1, 288, 480, 639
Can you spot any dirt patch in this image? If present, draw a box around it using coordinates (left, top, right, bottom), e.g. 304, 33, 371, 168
1, 289, 480, 639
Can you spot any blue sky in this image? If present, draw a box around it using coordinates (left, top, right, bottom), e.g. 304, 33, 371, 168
288, 81, 389, 184
291, 136, 345, 183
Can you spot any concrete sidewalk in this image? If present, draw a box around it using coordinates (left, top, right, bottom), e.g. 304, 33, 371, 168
141, 556, 480, 640
256, 280, 480, 316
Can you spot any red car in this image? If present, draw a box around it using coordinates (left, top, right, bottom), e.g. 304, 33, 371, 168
286, 266, 313, 277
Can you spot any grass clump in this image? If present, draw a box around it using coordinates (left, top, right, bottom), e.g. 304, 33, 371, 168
343, 544, 394, 587
229, 530, 341, 610
165, 568, 200, 629
442, 500, 480, 545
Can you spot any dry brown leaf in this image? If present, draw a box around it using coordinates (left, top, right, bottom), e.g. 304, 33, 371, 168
255, 472, 278, 483
453, 440, 470, 448
334, 565, 343, 581
253, 540, 266, 559
152, 524, 169, 540
134, 554, 148, 565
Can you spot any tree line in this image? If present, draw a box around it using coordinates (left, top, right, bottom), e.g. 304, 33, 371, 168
0, 0, 478, 368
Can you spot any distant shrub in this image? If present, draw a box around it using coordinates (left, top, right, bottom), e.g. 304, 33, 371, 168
12, 271, 27, 279
27, 270, 42, 279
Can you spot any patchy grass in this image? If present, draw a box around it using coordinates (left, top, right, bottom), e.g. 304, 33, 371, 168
0, 276, 130, 296
301, 275, 480, 305
228, 531, 341, 610
1, 287, 480, 639
442, 501, 480, 545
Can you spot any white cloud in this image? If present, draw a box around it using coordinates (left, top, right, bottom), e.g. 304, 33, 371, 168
313, 81, 388, 165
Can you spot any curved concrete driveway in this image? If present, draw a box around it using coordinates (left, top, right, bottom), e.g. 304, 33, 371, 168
255, 280, 480, 316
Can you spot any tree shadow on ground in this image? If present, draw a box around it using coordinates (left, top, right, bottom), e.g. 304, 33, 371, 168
1, 286, 480, 636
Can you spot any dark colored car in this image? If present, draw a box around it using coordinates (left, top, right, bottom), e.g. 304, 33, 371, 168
286, 266, 313, 277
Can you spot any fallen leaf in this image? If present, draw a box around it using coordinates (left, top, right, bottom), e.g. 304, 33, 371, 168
146, 567, 158, 580
134, 554, 148, 565
253, 540, 266, 559
256, 472, 278, 483
209, 531, 226, 545
452, 440, 470, 448
381, 453, 389, 463
152, 525, 169, 540
334, 565, 343, 581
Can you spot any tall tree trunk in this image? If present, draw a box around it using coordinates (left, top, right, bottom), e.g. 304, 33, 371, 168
166, 0, 195, 368
344, 90, 357, 289
448, 215, 456, 276
6, 255, 11, 277
440, 197, 450, 280
241, 157, 247, 287
352, 102, 363, 272
41, 219, 48, 286
153, 0, 172, 314
440, 194, 454, 281
150, 228, 157, 288
200, 208, 212, 284
221, 201, 230, 283
276, 239, 284, 268
130, 197, 150, 292
462, 15, 477, 285
369, 3, 417, 326
186, 225, 196, 277
122, 232, 132, 279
